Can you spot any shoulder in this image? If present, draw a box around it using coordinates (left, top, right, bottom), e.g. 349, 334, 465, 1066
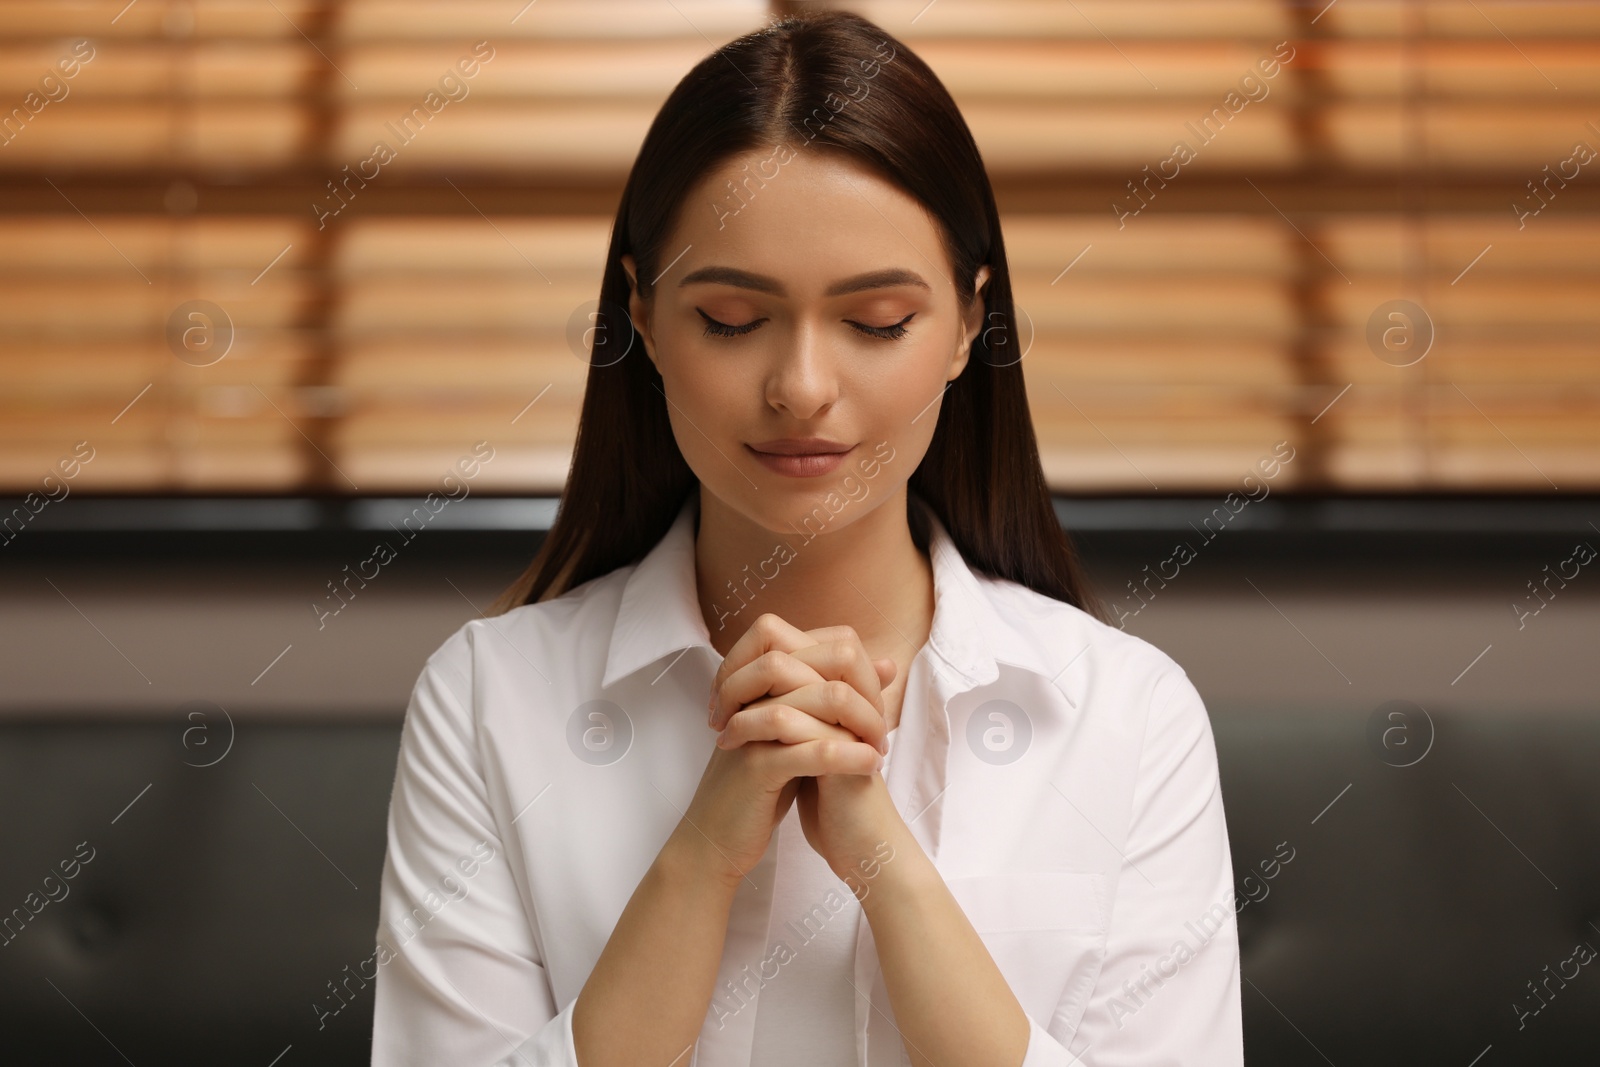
408, 563, 637, 718
971, 570, 1212, 782
978, 571, 1193, 704
980, 576, 1221, 829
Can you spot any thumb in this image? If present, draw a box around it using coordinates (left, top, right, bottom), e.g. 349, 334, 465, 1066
874, 657, 897, 685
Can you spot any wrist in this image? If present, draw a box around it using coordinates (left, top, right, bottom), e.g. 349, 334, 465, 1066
827, 829, 911, 902
660, 823, 747, 898
818, 781, 912, 884
853, 838, 939, 920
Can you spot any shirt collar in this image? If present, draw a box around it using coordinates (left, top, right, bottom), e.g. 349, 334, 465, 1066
601, 490, 1054, 693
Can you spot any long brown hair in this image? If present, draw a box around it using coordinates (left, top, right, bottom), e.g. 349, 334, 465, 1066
490, 9, 1106, 623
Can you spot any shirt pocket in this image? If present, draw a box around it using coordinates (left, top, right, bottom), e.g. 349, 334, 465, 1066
944, 870, 1108, 1027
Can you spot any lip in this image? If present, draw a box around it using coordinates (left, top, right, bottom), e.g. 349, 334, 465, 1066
745, 441, 856, 478
747, 438, 854, 455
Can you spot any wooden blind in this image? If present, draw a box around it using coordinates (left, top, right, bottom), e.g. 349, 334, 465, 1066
2, 0, 1595, 493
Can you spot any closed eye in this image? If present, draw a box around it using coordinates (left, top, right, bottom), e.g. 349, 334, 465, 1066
848, 313, 915, 340
696, 309, 916, 341
697, 309, 764, 338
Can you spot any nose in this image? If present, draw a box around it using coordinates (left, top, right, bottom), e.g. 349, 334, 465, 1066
764, 319, 839, 419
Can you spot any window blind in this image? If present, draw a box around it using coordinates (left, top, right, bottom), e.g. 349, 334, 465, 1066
1, 0, 1594, 493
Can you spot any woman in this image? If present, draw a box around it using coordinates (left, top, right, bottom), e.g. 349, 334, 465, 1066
371, 10, 1242, 1066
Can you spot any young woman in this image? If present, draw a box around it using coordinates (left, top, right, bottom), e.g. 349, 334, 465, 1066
371, 11, 1242, 1067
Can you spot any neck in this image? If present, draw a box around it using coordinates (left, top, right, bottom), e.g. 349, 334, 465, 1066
693, 485, 934, 671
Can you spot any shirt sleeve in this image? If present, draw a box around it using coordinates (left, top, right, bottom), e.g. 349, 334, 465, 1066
1021, 662, 1244, 1067
371, 643, 581, 1066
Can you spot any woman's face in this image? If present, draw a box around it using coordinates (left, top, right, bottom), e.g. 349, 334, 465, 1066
620, 146, 990, 534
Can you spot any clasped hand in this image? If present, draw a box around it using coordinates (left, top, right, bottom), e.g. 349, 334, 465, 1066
706, 612, 903, 882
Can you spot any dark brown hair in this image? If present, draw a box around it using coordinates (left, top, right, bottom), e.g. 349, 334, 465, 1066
490, 9, 1106, 623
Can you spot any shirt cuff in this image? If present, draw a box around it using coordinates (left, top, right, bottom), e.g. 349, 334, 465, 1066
490, 995, 580, 1067
1019, 1013, 1081, 1067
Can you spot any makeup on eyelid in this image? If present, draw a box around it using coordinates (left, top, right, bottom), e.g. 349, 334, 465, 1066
695, 309, 916, 340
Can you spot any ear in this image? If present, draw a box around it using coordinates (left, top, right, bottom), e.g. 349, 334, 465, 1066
950, 264, 992, 381
619, 253, 658, 368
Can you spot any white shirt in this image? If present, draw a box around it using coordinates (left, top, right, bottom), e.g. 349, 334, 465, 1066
371, 491, 1243, 1066
746, 662, 909, 1066
747, 794, 876, 1064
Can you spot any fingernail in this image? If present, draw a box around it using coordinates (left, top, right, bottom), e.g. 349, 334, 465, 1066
873, 752, 885, 772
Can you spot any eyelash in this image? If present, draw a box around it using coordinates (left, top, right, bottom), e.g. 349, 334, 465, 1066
696, 310, 915, 341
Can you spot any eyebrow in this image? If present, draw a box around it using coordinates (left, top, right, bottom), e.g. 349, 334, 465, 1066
677, 266, 931, 297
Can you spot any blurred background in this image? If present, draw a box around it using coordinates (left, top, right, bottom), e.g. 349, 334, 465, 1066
1, 0, 1597, 1063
